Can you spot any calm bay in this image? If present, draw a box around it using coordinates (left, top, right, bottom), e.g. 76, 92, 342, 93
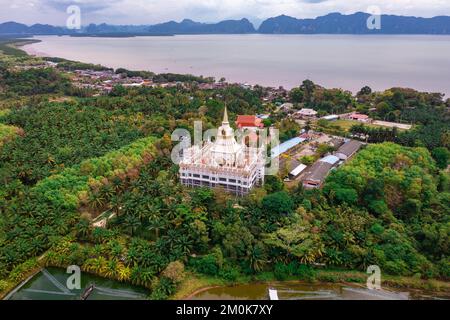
24, 34, 450, 96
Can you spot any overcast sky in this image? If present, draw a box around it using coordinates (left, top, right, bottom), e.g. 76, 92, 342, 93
2, 0, 450, 26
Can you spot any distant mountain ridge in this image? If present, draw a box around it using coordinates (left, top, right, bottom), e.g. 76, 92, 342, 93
259, 12, 450, 34
147, 18, 255, 34
0, 21, 66, 35
1, 12, 450, 36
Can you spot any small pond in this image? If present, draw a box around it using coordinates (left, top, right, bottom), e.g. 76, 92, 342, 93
6, 267, 149, 300
191, 281, 448, 300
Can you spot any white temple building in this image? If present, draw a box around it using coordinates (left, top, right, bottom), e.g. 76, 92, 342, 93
179, 108, 265, 196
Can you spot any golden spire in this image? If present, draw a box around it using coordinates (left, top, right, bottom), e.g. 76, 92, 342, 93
223, 106, 229, 125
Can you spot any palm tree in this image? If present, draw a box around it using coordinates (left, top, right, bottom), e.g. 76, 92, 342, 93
75, 218, 91, 240
124, 249, 135, 267
89, 192, 106, 210
111, 176, 124, 193
249, 243, 267, 273
53, 218, 70, 235
139, 249, 156, 268
139, 268, 155, 287
92, 257, 108, 276
105, 259, 118, 278
117, 264, 131, 282
101, 185, 115, 202
147, 216, 167, 241
109, 241, 123, 260
123, 214, 141, 236
83, 258, 97, 273
174, 234, 193, 257
130, 266, 143, 285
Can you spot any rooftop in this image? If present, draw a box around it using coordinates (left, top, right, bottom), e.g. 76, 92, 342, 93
297, 108, 318, 116
302, 160, 335, 184
322, 114, 339, 120
236, 115, 264, 128
271, 137, 306, 158
336, 140, 363, 157
290, 163, 307, 177
349, 113, 369, 119
320, 155, 340, 165
277, 103, 294, 111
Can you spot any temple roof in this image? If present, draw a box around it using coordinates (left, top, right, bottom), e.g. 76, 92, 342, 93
211, 107, 242, 158
236, 115, 264, 128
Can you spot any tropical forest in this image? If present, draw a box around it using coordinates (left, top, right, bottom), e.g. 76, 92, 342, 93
0, 39, 448, 300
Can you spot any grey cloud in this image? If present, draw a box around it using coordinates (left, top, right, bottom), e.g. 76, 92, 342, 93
1, 0, 449, 26
300, 0, 329, 3
44, 0, 122, 14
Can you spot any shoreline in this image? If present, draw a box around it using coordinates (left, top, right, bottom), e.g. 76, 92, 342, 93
15, 35, 450, 96
3, 265, 449, 300
16, 39, 48, 57
0, 266, 42, 300
2, 268, 42, 300
183, 286, 222, 300
179, 280, 450, 300
173, 270, 450, 300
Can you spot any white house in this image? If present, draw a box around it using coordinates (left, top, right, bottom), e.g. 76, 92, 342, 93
294, 108, 318, 119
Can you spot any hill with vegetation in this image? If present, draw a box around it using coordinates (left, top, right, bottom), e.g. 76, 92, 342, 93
258, 12, 450, 34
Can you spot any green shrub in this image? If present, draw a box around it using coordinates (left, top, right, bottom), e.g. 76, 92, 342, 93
219, 265, 241, 282
384, 259, 409, 276
262, 191, 294, 218
317, 274, 339, 283
437, 258, 450, 280
92, 228, 117, 244
295, 264, 317, 281
0, 279, 10, 291
370, 223, 385, 235
273, 262, 317, 281
300, 155, 315, 166
189, 254, 220, 276
8, 258, 39, 283
255, 272, 276, 282
344, 276, 364, 283
150, 277, 176, 300
274, 263, 290, 281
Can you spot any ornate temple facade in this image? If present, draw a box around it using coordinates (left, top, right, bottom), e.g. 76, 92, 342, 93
179, 108, 265, 196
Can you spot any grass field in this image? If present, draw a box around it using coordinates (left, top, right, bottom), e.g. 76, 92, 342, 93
315, 119, 411, 135
331, 119, 378, 130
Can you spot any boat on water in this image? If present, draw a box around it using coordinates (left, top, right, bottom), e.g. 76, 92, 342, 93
80, 284, 95, 300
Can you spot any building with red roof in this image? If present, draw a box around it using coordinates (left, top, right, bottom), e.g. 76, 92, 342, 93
236, 115, 264, 129
348, 113, 371, 122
